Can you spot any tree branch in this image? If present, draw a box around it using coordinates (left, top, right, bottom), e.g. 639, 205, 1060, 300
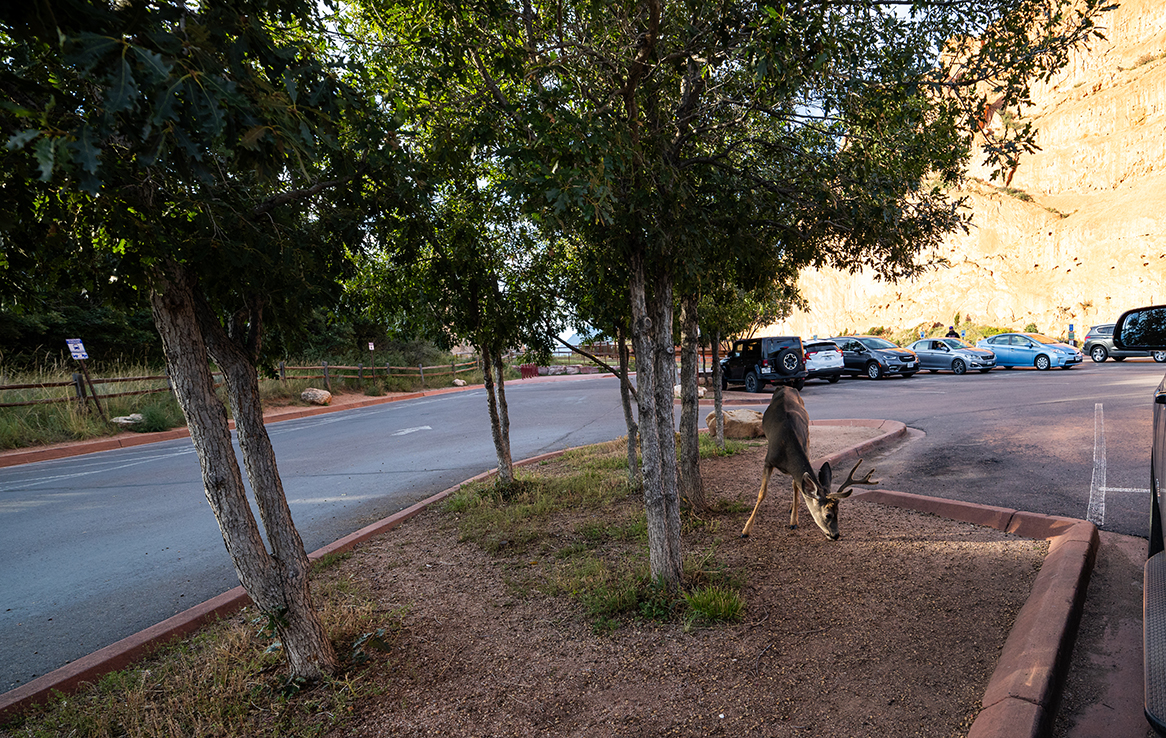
556, 335, 638, 402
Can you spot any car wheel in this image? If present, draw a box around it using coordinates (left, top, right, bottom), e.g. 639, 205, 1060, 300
828, 374, 840, 384
901, 371, 916, 378
1090, 345, 1108, 362
1155, 351, 1166, 363
744, 371, 762, 393
775, 347, 800, 376
791, 378, 805, 390
1114, 356, 1127, 362
865, 362, 883, 380
1034, 354, 1051, 371
951, 359, 966, 375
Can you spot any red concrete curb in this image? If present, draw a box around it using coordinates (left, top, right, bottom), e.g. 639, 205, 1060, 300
851, 488, 1099, 738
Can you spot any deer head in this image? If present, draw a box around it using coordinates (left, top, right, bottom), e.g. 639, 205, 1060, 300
800, 459, 878, 540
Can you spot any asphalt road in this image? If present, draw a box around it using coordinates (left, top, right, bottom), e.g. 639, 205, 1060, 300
2, 359, 1163, 692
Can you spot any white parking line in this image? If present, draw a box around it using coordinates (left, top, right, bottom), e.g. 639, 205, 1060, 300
1087, 403, 1106, 526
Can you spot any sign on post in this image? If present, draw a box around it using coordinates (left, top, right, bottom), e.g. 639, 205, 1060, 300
65, 338, 105, 420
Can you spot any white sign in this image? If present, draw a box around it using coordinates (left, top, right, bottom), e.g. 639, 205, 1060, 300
66, 338, 88, 360
368, 342, 375, 351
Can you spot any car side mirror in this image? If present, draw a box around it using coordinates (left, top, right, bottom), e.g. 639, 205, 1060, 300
1115, 305, 1166, 349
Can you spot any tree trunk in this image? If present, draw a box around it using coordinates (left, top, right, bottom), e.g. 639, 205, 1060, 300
629, 254, 683, 590
479, 343, 514, 484
711, 329, 724, 450
149, 263, 337, 680
616, 324, 640, 488
678, 294, 706, 510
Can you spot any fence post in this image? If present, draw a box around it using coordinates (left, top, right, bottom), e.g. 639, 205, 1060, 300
386, 363, 391, 381
323, 361, 331, 392
73, 372, 87, 403
279, 361, 286, 382
358, 363, 364, 382
419, 364, 425, 388
450, 362, 455, 379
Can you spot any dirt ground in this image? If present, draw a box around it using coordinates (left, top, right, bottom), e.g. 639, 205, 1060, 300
320, 420, 1049, 738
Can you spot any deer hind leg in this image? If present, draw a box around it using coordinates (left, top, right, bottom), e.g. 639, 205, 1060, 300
741, 465, 774, 538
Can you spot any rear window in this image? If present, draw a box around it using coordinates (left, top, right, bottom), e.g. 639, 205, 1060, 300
858, 337, 897, 350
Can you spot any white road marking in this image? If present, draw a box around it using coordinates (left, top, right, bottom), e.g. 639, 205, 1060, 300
391, 425, 432, 436
1087, 403, 1106, 526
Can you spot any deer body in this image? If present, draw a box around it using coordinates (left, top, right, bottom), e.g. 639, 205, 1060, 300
740, 387, 876, 540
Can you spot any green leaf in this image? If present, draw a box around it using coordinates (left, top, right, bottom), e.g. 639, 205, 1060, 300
69, 127, 101, 174
131, 47, 172, 84
33, 137, 55, 180
241, 126, 268, 149
106, 56, 139, 116
5, 129, 40, 150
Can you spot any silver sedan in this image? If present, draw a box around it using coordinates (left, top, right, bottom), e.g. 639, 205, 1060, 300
907, 338, 997, 375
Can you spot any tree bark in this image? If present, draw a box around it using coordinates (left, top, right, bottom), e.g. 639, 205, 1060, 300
711, 329, 724, 450
149, 262, 337, 680
479, 343, 514, 484
629, 254, 683, 590
616, 324, 640, 488
678, 294, 706, 510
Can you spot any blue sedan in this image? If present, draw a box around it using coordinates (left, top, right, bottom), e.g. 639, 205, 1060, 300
975, 332, 1084, 370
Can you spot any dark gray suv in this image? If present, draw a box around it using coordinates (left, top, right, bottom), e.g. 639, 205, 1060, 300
720, 336, 807, 392
1084, 323, 1166, 363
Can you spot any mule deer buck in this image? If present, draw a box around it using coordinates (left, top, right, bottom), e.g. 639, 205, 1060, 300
741, 387, 877, 540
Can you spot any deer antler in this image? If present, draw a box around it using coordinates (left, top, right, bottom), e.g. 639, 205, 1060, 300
831, 459, 879, 498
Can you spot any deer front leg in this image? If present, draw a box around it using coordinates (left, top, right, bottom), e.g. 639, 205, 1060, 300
789, 482, 800, 529
741, 466, 774, 538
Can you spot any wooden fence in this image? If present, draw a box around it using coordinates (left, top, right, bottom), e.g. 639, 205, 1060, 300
278, 359, 479, 390
0, 374, 182, 410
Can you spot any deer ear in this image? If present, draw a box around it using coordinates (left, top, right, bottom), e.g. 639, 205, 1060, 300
817, 461, 832, 490
801, 471, 819, 495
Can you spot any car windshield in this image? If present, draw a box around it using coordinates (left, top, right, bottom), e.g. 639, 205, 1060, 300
859, 337, 897, 350
1028, 334, 1062, 345
940, 338, 971, 349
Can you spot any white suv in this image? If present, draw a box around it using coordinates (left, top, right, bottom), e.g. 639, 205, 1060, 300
803, 340, 844, 383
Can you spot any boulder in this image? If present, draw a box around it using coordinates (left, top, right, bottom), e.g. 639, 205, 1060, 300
453, 378, 467, 387
111, 413, 144, 426
705, 408, 765, 439
673, 384, 707, 398
301, 387, 332, 406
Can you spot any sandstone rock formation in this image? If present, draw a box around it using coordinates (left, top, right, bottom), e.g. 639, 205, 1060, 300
772, 0, 1166, 339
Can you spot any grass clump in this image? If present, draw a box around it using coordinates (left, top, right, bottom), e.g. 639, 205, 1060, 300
1, 560, 390, 738
445, 439, 748, 634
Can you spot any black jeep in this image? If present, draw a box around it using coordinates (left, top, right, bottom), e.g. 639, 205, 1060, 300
720, 336, 807, 393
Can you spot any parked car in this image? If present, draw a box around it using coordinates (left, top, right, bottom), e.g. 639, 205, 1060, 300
803, 340, 844, 383
975, 332, 1083, 370
906, 337, 997, 374
721, 336, 807, 392
1112, 304, 1166, 735
1083, 323, 1166, 363
828, 335, 919, 379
